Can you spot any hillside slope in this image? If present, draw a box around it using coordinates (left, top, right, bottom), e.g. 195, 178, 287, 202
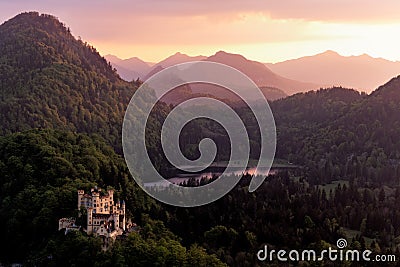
0, 12, 138, 151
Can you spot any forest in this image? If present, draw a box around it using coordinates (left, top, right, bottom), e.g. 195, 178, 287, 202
1, 12, 400, 266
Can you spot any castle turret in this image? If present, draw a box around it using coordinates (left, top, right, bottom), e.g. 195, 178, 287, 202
87, 207, 93, 234
113, 211, 120, 230
77, 190, 85, 210
107, 189, 114, 203
92, 191, 100, 214
122, 200, 126, 231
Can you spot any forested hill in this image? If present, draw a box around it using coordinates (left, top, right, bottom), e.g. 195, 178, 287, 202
271, 80, 400, 185
0, 12, 137, 151
271, 87, 364, 124
370, 75, 400, 100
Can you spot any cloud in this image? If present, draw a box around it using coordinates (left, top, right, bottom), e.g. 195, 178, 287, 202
1, 0, 400, 62
100, 0, 400, 22
2, 0, 400, 23
0, 1, 338, 46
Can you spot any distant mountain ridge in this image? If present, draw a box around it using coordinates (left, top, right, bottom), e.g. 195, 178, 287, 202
266, 50, 400, 93
109, 49, 400, 95
155, 52, 207, 68
104, 54, 152, 81
136, 50, 321, 96
204, 51, 320, 95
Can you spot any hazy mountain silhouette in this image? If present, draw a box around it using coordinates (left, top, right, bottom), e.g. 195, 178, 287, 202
143, 65, 165, 81
105, 54, 152, 81
156, 52, 207, 68
142, 51, 320, 95
142, 52, 207, 80
205, 51, 320, 95
142, 52, 289, 102
266, 50, 400, 93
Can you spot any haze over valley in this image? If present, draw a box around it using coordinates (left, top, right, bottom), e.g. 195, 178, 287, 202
107, 50, 400, 95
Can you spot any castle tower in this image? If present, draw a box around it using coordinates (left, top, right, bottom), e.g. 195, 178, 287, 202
107, 189, 114, 204
77, 190, 84, 210
92, 191, 100, 214
113, 211, 120, 230
87, 207, 93, 234
122, 200, 126, 231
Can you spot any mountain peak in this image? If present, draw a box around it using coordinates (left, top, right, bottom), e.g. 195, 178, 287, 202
9, 11, 54, 21
213, 50, 246, 59
320, 50, 340, 57
4, 12, 67, 34
152, 52, 206, 69
162, 52, 191, 62
208, 51, 251, 65
214, 50, 229, 55
205, 51, 319, 94
0, 12, 137, 148
0, 12, 118, 81
358, 53, 373, 59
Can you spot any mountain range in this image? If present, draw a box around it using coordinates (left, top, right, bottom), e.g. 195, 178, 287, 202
108, 50, 400, 95
108, 51, 321, 96
2, 12, 400, 142
266, 50, 400, 93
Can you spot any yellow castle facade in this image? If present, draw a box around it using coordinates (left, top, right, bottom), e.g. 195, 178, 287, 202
59, 187, 136, 250
78, 187, 126, 234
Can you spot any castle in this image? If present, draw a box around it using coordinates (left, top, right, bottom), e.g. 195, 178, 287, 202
59, 187, 133, 250
77, 187, 126, 235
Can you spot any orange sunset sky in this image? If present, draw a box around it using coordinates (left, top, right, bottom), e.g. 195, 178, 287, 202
1, 0, 400, 63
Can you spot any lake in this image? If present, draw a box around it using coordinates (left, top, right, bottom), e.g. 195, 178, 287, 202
143, 167, 278, 188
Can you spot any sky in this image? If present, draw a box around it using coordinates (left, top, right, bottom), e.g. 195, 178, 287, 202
1, 0, 400, 63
